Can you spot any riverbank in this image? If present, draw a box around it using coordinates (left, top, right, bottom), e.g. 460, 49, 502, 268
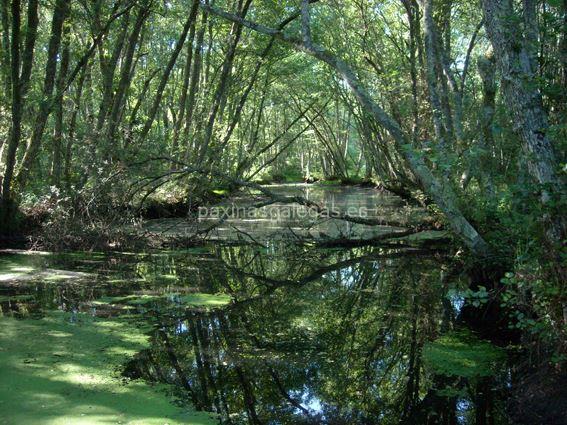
1, 182, 437, 252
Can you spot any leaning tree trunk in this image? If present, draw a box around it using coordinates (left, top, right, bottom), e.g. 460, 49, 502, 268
95, 9, 130, 132
201, 1, 490, 257
197, 0, 253, 164
181, 5, 208, 160
64, 66, 87, 188
170, 15, 198, 156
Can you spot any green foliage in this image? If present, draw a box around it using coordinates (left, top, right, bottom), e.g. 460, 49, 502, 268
463, 286, 489, 308
270, 165, 305, 183
499, 269, 563, 347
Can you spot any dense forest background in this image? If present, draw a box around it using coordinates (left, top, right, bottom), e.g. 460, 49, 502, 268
0, 0, 565, 371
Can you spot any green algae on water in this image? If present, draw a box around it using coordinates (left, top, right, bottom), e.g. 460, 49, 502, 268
0, 254, 41, 282
95, 292, 231, 308
423, 330, 506, 379
0, 311, 216, 425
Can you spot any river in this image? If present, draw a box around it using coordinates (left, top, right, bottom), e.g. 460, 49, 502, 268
0, 184, 509, 424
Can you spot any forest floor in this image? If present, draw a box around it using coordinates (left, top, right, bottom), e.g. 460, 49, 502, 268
0, 310, 217, 424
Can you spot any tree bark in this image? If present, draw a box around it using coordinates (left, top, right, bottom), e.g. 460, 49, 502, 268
107, 3, 150, 147
421, 0, 447, 148
0, 0, 11, 98
64, 66, 87, 188
0, 0, 22, 207
95, 9, 130, 132
0, 0, 37, 168
51, 27, 70, 187
482, 0, 565, 246
170, 11, 198, 155
181, 5, 208, 160
19, 0, 39, 97
15, 0, 70, 189
197, 0, 253, 163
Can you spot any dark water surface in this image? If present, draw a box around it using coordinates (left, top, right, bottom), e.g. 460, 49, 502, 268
0, 186, 510, 424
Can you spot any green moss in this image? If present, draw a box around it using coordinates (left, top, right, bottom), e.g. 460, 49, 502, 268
0, 312, 216, 424
423, 330, 505, 379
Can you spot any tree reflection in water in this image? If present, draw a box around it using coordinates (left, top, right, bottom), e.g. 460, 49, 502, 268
123, 244, 507, 424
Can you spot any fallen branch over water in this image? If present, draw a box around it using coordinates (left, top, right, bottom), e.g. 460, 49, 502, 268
309, 229, 420, 248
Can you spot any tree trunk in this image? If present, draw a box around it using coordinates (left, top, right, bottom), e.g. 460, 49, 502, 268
482, 0, 565, 246
0, 0, 22, 209
64, 66, 87, 188
95, 10, 130, 132
138, 0, 200, 144
197, 0, 253, 163
421, 0, 447, 148
0, 0, 37, 174
106, 3, 149, 148
15, 0, 70, 189
19, 0, 39, 97
182, 6, 208, 160
51, 27, 70, 187
0, 0, 11, 99
170, 14, 197, 156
